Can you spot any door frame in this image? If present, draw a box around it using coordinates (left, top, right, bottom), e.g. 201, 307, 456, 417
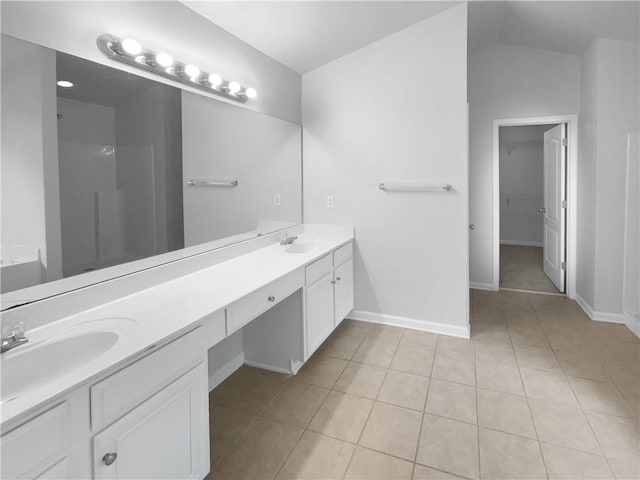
492, 114, 578, 299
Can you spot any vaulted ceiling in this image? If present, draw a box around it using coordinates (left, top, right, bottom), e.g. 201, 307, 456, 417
468, 1, 639, 54
182, 1, 640, 73
181, 1, 458, 73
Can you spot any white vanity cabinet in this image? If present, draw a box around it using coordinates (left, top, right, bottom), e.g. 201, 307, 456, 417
305, 242, 354, 357
91, 327, 209, 480
0, 327, 210, 480
333, 243, 354, 325
305, 269, 336, 356
92, 364, 208, 480
0, 402, 69, 479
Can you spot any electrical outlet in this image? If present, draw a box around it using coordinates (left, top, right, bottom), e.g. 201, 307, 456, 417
274, 194, 281, 206
327, 195, 335, 209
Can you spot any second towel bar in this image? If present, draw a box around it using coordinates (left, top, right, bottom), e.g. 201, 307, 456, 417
378, 183, 452, 192
186, 179, 238, 188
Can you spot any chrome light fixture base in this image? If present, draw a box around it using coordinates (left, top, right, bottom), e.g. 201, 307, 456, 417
97, 34, 252, 103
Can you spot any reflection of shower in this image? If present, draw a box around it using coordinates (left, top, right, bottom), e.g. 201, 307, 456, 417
58, 142, 155, 277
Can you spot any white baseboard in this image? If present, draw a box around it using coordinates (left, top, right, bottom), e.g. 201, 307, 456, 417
500, 240, 543, 247
575, 294, 626, 325
624, 312, 640, 338
208, 352, 244, 391
348, 310, 470, 339
470, 282, 496, 291
244, 359, 292, 375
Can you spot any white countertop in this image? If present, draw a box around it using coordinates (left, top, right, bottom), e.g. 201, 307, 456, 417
1, 225, 353, 429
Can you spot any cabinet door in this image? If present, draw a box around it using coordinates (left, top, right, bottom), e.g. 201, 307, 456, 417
334, 259, 354, 325
93, 364, 209, 480
306, 273, 335, 356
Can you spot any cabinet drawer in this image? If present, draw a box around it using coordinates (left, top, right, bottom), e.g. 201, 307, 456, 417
90, 327, 203, 431
333, 242, 353, 268
1, 403, 68, 480
201, 309, 226, 349
227, 269, 304, 334
305, 253, 333, 286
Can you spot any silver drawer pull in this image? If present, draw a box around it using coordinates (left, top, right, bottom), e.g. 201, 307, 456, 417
103, 452, 118, 466
268, 296, 276, 302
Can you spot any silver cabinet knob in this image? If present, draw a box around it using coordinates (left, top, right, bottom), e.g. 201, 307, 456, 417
331, 280, 336, 285
469, 224, 476, 230
336, 277, 341, 281
538, 208, 546, 213
103, 452, 118, 466
267, 296, 275, 302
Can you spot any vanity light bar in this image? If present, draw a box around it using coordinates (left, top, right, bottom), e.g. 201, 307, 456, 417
96, 34, 256, 103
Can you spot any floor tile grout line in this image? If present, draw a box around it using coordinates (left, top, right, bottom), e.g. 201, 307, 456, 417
514, 341, 551, 480
415, 346, 436, 466
564, 366, 620, 476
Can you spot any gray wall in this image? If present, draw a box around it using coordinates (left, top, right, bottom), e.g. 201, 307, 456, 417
499, 125, 555, 246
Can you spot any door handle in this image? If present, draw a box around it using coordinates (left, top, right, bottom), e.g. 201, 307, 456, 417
538, 208, 546, 213
469, 224, 475, 230
103, 452, 118, 466
267, 296, 275, 302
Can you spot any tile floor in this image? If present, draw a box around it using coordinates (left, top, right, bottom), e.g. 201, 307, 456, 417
499, 245, 560, 294
206, 290, 639, 479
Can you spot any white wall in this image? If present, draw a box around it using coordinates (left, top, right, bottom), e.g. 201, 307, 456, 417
468, 43, 581, 288
0, 0, 301, 123
303, 4, 469, 336
624, 132, 639, 334
577, 42, 597, 307
1, 36, 62, 282
499, 125, 554, 246
588, 39, 639, 315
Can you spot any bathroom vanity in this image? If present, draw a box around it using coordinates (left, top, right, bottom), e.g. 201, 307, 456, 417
0, 225, 354, 479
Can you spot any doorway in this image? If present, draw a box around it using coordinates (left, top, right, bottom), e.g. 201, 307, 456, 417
492, 115, 578, 299
499, 124, 561, 293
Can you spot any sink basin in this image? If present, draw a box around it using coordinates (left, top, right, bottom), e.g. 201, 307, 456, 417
284, 241, 319, 254
1, 318, 135, 404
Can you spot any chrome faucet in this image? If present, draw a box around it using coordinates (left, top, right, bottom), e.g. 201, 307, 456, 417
1, 322, 29, 354
280, 234, 298, 246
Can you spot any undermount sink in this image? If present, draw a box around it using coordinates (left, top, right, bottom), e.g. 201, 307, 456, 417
1, 318, 135, 404
284, 241, 319, 254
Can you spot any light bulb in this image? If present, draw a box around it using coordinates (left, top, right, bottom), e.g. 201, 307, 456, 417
57, 80, 74, 88
184, 64, 200, 80
155, 52, 173, 68
228, 81, 241, 94
121, 38, 142, 55
208, 73, 222, 88
245, 87, 257, 99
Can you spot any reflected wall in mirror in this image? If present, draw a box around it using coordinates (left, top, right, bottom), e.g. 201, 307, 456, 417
0, 34, 302, 305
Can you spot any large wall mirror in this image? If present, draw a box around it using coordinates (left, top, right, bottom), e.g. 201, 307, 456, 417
0, 34, 302, 309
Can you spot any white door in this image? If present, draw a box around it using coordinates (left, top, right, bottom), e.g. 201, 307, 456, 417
334, 259, 354, 325
543, 124, 567, 292
93, 364, 209, 480
305, 273, 335, 357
